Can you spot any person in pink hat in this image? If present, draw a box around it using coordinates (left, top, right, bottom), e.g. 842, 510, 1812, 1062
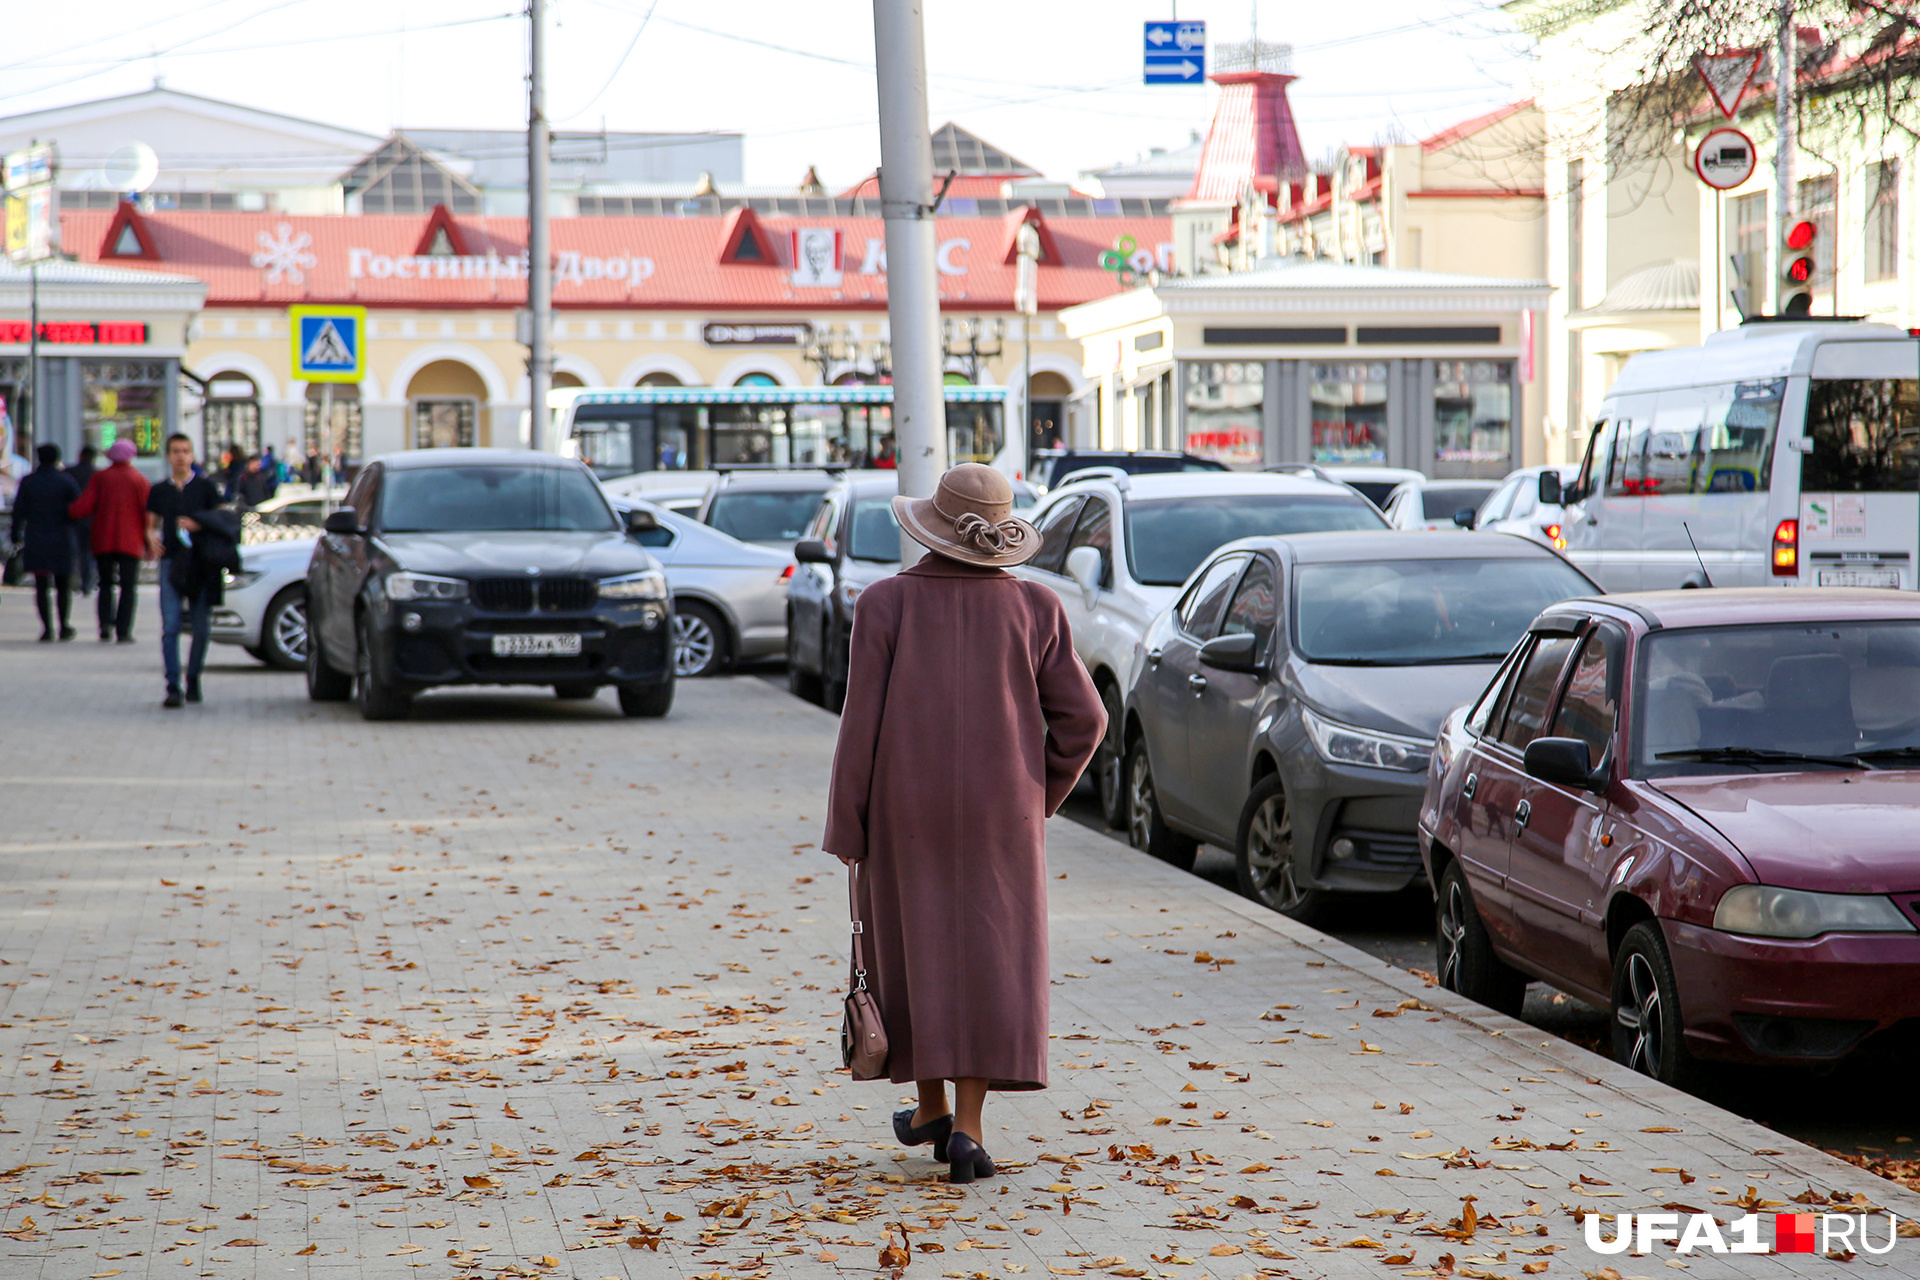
69, 439, 151, 642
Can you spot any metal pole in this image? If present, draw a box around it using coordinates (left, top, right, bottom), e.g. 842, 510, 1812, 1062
1022, 319, 1032, 478
320, 382, 334, 516
872, 0, 947, 561
1773, 0, 1794, 314
526, 0, 553, 451
25, 261, 38, 446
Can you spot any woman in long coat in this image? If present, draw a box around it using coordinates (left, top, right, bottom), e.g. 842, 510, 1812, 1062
9, 443, 81, 641
824, 463, 1105, 1183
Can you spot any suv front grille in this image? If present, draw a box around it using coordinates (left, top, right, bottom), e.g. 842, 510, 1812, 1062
538, 577, 596, 612
474, 578, 535, 613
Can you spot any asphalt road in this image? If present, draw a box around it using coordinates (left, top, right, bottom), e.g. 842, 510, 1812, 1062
759, 661, 1920, 1168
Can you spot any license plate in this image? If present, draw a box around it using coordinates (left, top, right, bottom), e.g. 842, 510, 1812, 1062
1816, 568, 1900, 588
491, 633, 582, 657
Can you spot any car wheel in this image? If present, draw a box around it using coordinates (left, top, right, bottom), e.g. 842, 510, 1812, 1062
354, 613, 412, 721
1234, 775, 1332, 925
260, 587, 309, 671
1611, 921, 1696, 1088
1125, 736, 1197, 872
553, 682, 599, 700
618, 678, 674, 718
822, 626, 847, 714
1092, 682, 1126, 829
1435, 860, 1526, 1017
671, 601, 728, 677
306, 608, 352, 702
787, 615, 823, 704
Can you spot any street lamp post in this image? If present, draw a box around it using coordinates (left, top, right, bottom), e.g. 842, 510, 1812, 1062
526, 0, 553, 451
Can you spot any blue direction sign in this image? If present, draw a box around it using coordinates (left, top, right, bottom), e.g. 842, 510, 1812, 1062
1144, 20, 1206, 84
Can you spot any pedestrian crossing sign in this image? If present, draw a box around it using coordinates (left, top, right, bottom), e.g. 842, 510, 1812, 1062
289, 304, 366, 383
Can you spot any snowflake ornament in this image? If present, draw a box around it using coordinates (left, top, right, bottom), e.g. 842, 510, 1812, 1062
252, 222, 318, 286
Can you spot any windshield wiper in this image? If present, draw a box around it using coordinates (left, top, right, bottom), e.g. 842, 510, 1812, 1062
1655, 746, 1876, 771
1851, 745, 1920, 763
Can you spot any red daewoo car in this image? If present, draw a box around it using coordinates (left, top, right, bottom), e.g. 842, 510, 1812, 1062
1418, 589, 1920, 1085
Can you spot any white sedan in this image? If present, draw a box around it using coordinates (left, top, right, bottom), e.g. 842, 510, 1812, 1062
211, 536, 315, 669
1381, 478, 1501, 531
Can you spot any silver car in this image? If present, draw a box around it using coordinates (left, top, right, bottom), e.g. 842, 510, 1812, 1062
211, 536, 315, 669
614, 498, 793, 677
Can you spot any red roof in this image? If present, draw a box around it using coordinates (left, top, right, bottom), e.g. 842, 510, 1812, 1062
1419, 99, 1534, 153
1183, 71, 1306, 206
836, 173, 1025, 201
58, 209, 1170, 313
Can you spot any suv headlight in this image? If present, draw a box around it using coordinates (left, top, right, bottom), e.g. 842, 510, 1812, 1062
223, 568, 263, 589
1713, 885, 1915, 939
1301, 707, 1432, 773
385, 572, 468, 602
599, 570, 668, 601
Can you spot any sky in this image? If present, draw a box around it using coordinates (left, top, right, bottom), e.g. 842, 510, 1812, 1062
0, 0, 1537, 188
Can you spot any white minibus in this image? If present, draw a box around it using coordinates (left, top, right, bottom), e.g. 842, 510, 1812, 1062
1560, 319, 1918, 590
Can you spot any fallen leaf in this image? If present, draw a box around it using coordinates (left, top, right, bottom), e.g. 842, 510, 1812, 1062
294, 1245, 317, 1256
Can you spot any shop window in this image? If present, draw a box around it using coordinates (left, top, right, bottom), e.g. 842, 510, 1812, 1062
637, 372, 682, 387
1310, 361, 1388, 466
1432, 360, 1513, 479
203, 373, 262, 462
83, 360, 170, 457
1183, 360, 1264, 466
305, 384, 363, 465
414, 400, 477, 449
734, 372, 778, 387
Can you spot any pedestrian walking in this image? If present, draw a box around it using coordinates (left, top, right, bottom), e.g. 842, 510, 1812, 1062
69, 439, 151, 643
146, 433, 222, 708
9, 443, 83, 641
67, 444, 98, 596
823, 463, 1105, 1184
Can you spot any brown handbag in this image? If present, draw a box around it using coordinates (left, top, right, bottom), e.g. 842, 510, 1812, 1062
841, 863, 889, 1080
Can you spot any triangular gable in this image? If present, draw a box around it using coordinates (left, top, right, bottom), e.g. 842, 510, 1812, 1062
412, 204, 471, 257
99, 201, 159, 261
717, 206, 779, 265
930, 122, 1038, 176
999, 205, 1060, 265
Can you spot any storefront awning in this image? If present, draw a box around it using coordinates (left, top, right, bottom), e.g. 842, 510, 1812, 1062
574, 385, 1007, 407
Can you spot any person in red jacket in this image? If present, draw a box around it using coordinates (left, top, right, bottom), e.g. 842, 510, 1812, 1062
68, 439, 151, 643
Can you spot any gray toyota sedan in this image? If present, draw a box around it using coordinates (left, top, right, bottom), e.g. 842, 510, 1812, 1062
1120, 532, 1598, 922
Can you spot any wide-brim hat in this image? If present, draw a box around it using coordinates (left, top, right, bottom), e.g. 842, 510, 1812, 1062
891, 462, 1040, 568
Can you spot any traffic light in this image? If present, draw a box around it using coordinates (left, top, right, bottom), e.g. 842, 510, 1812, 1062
1780, 218, 1817, 316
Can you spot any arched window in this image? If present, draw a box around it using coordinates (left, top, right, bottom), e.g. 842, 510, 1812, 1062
203, 373, 262, 461
733, 372, 778, 388
637, 371, 682, 388
407, 359, 488, 448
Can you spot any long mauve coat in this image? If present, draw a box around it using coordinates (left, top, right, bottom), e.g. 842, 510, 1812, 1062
823, 555, 1105, 1090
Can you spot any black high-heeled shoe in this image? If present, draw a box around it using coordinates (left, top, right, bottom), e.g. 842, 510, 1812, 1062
893, 1108, 953, 1162
945, 1131, 995, 1185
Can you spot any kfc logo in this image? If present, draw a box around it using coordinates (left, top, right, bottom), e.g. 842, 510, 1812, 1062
790, 228, 843, 289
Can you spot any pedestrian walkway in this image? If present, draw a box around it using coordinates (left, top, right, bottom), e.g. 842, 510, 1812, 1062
0, 591, 1913, 1280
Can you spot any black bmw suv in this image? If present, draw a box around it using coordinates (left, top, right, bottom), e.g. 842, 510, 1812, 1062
305, 449, 674, 720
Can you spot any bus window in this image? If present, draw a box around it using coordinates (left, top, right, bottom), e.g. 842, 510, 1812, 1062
1698, 379, 1783, 493
1803, 379, 1920, 492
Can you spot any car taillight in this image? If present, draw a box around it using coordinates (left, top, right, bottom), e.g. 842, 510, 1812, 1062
1543, 522, 1564, 550
778, 564, 795, 582
1772, 519, 1798, 576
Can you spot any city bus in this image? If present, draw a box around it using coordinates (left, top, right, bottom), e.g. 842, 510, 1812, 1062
551, 384, 1009, 484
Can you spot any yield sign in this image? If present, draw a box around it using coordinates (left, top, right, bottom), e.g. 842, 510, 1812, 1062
1694, 49, 1764, 120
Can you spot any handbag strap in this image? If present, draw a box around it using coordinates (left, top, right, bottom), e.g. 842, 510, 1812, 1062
847, 862, 869, 993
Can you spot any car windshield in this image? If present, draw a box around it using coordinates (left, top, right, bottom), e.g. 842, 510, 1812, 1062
1421, 485, 1497, 519
1124, 495, 1386, 587
847, 498, 902, 563
379, 466, 617, 533
1636, 620, 1920, 775
1294, 557, 1594, 665
707, 488, 827, 542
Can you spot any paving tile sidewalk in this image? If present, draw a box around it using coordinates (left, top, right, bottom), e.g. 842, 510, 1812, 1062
0, 588, 1914, 1280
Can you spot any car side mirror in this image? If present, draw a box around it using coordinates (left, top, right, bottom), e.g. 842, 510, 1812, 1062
1453, 507, 1478, 529
1065, 545, 1103, 604
624, 506, 659, 534
323, 508, 360, 535
1523, 736, 1603, 792
1198, 632, 1261, 674
793, 538, 833, 564
1537, 471, 1563, 507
